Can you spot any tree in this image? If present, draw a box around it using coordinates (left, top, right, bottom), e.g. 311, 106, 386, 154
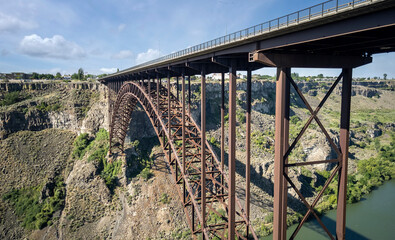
56, 72, 62, 79
71, 73, 78, 80
31, 72, 39, 80
317, 73, 324, 78
97, 74, 108, 78
291, 72, 299, 80
383, 73, 387, 80
77, 68, 84, 80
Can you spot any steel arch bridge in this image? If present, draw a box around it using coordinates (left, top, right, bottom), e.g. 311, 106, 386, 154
102, 0, 395, 239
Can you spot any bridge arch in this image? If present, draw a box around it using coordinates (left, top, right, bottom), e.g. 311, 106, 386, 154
108, 81, 256, 239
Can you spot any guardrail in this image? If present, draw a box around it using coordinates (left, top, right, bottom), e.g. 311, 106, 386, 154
121, 0, 380, 73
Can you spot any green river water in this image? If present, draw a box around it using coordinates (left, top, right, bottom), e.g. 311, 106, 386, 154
263, 180, 395, 240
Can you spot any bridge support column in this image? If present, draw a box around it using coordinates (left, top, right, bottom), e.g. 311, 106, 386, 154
246, 68, 252, 237
148, 78, 151, 97
336, 68, 352, 240
108, 82, 113, 155
156, 75, 160, 113
188, 76, 191, 115
201, 68, 207, 238
220, 72, 225, 195
167, 73, 172, 168
273, 67, 290, 240
182, 72, 186, 204
228, 62, 237, 240
176, 76, 179, 100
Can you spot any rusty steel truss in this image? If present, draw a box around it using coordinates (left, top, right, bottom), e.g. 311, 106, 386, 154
101, 1, 395, 239
106, 50, 372, 240
109, 78, 257, 239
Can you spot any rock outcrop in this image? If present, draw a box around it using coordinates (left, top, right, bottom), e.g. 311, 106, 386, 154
0, 82, 109, 139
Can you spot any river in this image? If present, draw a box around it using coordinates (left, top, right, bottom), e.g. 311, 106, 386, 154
263, 180, 395, 239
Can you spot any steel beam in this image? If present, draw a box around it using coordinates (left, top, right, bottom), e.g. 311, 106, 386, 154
273, 67, 290, 240
168, 73, 172, 166
282, 69, 290, 240
228, 61, 237, 240
221, 72, 225, 195
201, 67, 207, 238
251, 52, 372, 68
182, 72, 186, 204
188, 75, 191, 115
177, 76, 180, 101
336, 68, 352, 240
157, 75, 160, 113
148, 78, 151, 97
245, 68, 252, 237
108, 83, 113, 155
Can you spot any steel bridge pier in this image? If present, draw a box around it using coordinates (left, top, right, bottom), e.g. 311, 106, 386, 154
248, 52, 370, 240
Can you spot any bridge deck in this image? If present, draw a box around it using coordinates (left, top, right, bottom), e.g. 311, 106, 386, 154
100, 0, 395, 82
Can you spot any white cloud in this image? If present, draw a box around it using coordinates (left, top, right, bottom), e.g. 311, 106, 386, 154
118, 23, 126, 32
112, 50, 133, 59
0, 12, 37, 33
19, 34, 86, 59
100, 67, 118, 74
135, 49, 160, 64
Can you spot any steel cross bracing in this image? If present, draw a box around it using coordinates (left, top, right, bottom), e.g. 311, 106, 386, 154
109, 81, 258, 239
276, 70, 350, 240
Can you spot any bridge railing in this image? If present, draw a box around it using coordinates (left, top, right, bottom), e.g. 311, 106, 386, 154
122, 0, 379, 72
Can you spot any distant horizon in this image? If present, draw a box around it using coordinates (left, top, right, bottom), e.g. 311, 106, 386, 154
1, 71, 393, 80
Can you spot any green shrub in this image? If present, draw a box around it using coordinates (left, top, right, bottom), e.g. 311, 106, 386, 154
101, 160, 122, 193
209, 136, 220, 147
258, 224, 272, 237
264, 212, 273, 223
224, 113, 229, 122
159, 193, 171, 204
0, 91, 28, 106
209, 136, 216, 144
290, 115, 301, 125
140, 168, 153, 181
301, 167, 312, 178
72, 133, 90, 159
236, 109, 246, 123
82, 129, 122, 193
36, 102, 62, 112
171, 228, 191, 239
207, 208, 226, 225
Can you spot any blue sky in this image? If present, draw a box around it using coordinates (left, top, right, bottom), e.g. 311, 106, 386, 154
0, 0, 394, 78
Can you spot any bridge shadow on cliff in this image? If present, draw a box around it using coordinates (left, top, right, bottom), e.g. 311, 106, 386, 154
123, 137, 170, 183
210, 144, 305, 213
